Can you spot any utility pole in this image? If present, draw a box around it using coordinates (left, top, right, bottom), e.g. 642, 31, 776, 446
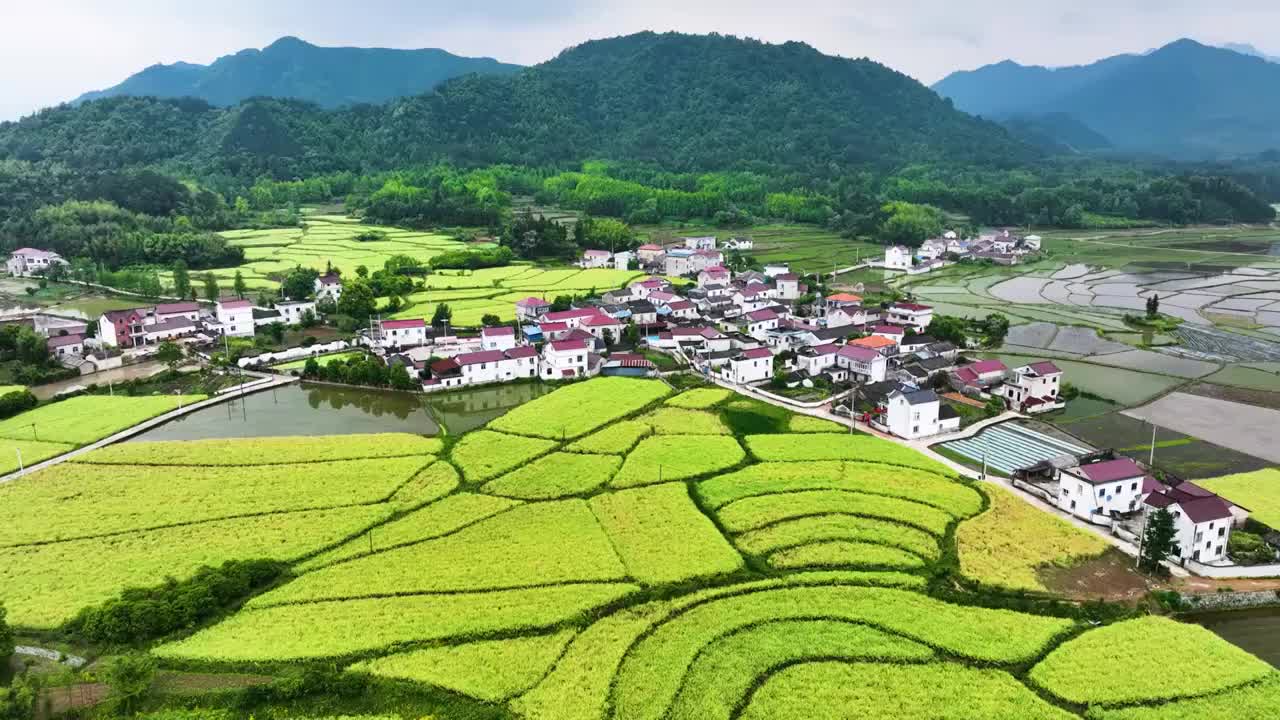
1149, 423, 1157, 467
15, 448, 22, 473
981, 450, 987, 481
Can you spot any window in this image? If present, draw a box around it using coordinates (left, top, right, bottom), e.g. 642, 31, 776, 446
1218, 527, 1225, 538
1130, 482, 1138, 491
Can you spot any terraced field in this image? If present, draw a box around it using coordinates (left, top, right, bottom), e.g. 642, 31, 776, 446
6, 377, 1274, 720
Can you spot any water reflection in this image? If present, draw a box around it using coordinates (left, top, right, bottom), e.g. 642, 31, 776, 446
131, 381, 550, 441
1188, 607, 1280, 668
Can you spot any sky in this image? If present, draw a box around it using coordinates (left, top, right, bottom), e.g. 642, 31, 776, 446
3, 0, 1280, 121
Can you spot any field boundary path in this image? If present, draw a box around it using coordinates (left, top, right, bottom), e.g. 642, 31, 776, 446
0, 373, 298, 485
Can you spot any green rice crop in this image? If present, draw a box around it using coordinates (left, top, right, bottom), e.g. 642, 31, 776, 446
668, 621, 933, 720
297, 493, 518, 571
388, 461, 460, 508
590, 483, 743, 585
698, 461, 981, 517
271, 351, 365, 371
72, 433, 441, 466
0, 456, 430, 547
639, 408, 730, 435
449, 430, 556, 482
488, 378, 671, 439
740, 662, 1075, 720
349, 628, 576, 701
611, 584, 1076, 720
0, 505, 393, 628
0, 394, 207, 445
0, 438, 75, 474
155, 583, 640, 662
1086, 674, 1280, 719
481, 452, 620, 499
513, 572, 928, 720
250, 501, 627, 606
1199, 468, 1280, 529
1029, 616, 1272, 705
735, 514, 939, 559
565, 421, 652, 455
612, 436, 746, 488
743, 434, 953, 475
766, 540, 927, 571
788, 415, 846, 433
716, 490, 955, 536
664, 388, 732, 409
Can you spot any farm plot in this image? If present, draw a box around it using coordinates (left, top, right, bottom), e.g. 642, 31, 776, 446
0, 394, 206, 446
957, 485, 1109, 591
1198, 468, 1280, 529
612, 435, 746, 487
986, 355, 1183, 406
743, 433, 953, 474
565, 420, 652, 455
766, 540, 927, 570
665, 388, 732, 409
481, 452, 620, 499
488, 377, 671, 439
73, 433, 440, 466
638, 407, 730, 435
0, 438, 75, 475
449, 430, 556, 482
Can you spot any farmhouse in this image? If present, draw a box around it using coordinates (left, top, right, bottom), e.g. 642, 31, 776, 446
579, 249, 612, 268
1143, 484, 1235, 563
835, 344, 888, 383
1057, 457, 1148, 521
636, 244, 665, 264
884, 245, 912, 271
480, 325, 518, 351
951, 359, 1008, 391
684, 236, 717, 251
878, 386, 958, 440
541, 339, 594, 379
275, 300, 317, 325
515, 297, 551, 322
998, 361, 1065, 413
154, 302, 201, 323
216, 299, 255, 338
46, 333, 85, 358
315, 273, 343, 302
6, 248, 67, 277
98, 308, 148, 348
720, 347, 773, 384
376, 318, 428, 348
885, 302, 934, 332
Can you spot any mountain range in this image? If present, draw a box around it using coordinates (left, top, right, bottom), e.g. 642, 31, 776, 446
932, 38, 1280, 159
74, 36, 522, 109
3, 32, 1035, 183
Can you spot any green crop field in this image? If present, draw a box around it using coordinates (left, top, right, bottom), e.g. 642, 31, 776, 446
1199, 468, 1280, 529
8, 376, 1273, 720
0, 394, 206, 447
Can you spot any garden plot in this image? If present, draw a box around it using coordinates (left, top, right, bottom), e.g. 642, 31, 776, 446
1047, 326, 1130, 355
1200, 469, 1280, 529
937, 422, 1091, 476
1124, 393, 1280, 463
1086, 349, 1219, 378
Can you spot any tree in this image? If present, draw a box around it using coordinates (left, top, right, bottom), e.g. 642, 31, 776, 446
233, 270, 247, 299
154, 341, 183, 374
602, 328, 615, 346
389, 363, 418, 391
982, 313, 1010, 347
550, 295, 574, 312
480, 313, 502, 327
431, 303, 453, 328
266, 322, 286, 343
299, 309, 318, 328
202, 272, 220, 303
302, 358, 320, 377
281, 266, 320, 301
336, 278, 377, 321
355, 265, 369, 279
623, 321, 640, 346
0, 602, 13, 662
983, 395, 1006, 418
1146, 294, 1160, 320
171, 260, 191, 300
926, 315, 968, 347
1140, 508, 1180, 573
103, 653, 157, 716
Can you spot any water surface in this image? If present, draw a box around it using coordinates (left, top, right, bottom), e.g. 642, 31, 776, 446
1188, 607, 1280, 668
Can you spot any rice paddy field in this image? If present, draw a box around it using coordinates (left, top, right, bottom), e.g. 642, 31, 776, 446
634, 221, 883, 273
176, 214, 647, 326
5, 377, 1273, 720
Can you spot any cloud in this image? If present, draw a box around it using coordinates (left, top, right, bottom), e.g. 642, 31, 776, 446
2, 0, 1279, 120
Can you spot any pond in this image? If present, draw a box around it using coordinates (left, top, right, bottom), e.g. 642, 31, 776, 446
130, 381, 551, 441
1188, 607, 1280, 668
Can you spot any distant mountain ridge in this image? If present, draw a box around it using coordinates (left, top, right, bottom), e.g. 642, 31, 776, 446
74, 36, 522, 108
932, 38, 1280, 159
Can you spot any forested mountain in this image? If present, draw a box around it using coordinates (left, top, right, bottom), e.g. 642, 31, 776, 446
1000, 113, 1112, 154
933, 39, 1280, 158
74, 36, 521, 109
3, 31, 1036, 188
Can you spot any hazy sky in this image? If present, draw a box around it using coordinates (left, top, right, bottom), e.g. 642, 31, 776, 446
3, 0, 1279, 121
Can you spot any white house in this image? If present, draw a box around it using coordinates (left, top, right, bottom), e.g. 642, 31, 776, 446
722, 237, 753, 250
918, 238, 947, 260
275, 300, 317, 325
665, 300, 699, 320
882, 387, 950, 440
480, 325, 518, 352
153, 302, 201, 324
612, 251, 634, 270
540, 308, 600, 330
1023, 235, 1043, 251
951, 359, 1009, 391
870, 325, 906, 345
720, 347, 773, 384
580, 313, 625, 342
143, 317, 197, 343
835, 345, 888, 383
47, 334, 85, 358
579, 249, 612, 269
315, 273, 343, 302
636, 244, 665, 264
684, 236, 717, 251
884, 246, 912, 271
216, 299, 255, 338
515, 297, 552, 322
1143, 485, 1234, 563
664, 249, 696, 276
885, 302, 934, 332
458, 347, 539, 384
763, 263, 791, 278
698, 266, 731, 287
774, 273, 802, 301
7, 248, 67, 277
628, 277, 670, 299
541, 339, 593, 380
1057, 457, 1149, 522
999, 361, 1065, 413
797, 344, 840, 376
378, 318, 428, 348
744, 308, 780, 340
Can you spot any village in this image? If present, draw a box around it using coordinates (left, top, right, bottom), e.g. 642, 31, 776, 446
3, 230, 1261, 581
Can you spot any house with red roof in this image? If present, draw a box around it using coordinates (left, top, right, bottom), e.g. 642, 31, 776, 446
1057, 457, 1150, 522
1143, 485, 1236, 564
580, 313, 625, 342
46, 333, 85, 358
950, 359, 1008, 391
541, 307, 602, 329
6, 248, 67, 277
870, 325, 905, 344
796, 343, 840, 376
425, 345, 540, 391
480, 325, 518, 351
314, 272, 343, 302
850, 335, 899, 357
885, 302, 934, 332
376, 318, 428, 348
743, 308, 780, 340
774, 273, 803, 301
154, 302, 201, 323
998, 361, 1065, 414
537, 321, 572, 342
636, 245, 665, 265
578, 249, 613, 269
836, 344, 888, 383
719, 346, 774, 385
216, 299, 255, 338
697, 266, 730, 287
515, 297, 552, 322
98, 308, 148, 348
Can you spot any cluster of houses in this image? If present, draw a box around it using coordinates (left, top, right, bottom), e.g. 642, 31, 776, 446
882, 229, 1043, 275
6, 248, 68, 277
1016, 452, 1242, 567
